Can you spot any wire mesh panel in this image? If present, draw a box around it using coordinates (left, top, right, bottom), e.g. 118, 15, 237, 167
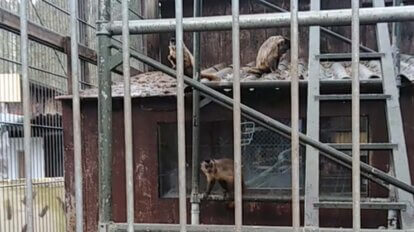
0, 19, 66, 232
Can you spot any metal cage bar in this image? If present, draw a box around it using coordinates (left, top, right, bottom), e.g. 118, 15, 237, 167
110, 43, 414, 195
20, 0, 34, 231
106, 6, 414, 34
69, 0, 83, 231
304, 0, 320, 228
175, 0, 188, 231
231, 0, 243, 230
95, 1, 414, 231
121, 0, 134, 232
98, 0, 113, 227
190, 0, 202, 226
290, 0, 300, 231
351, 0, 361, 231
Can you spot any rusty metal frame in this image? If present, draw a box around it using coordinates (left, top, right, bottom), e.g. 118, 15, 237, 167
95, 1, 414, 232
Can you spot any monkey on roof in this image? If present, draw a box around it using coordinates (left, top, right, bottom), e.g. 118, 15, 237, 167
167, 37, 220, 81
247, 35, 291, 75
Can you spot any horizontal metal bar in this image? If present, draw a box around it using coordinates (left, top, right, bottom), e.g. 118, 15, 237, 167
106, 223, 405, 232
314, 201, 406, 210
315, 94, 390, 100
107, 6, 414, 34
0, 121, 63, 130
327, 143, 397, 150
256, 0, 376, 53
114, 43, 414, 195
200, 194, 392, 202
203, 79, 383, 88
317, 52, 384, 61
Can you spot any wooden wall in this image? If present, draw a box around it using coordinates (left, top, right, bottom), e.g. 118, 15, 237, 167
153, 0, 414, 69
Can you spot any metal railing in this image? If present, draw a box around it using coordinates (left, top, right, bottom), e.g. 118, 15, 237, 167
66, 0, 414, 231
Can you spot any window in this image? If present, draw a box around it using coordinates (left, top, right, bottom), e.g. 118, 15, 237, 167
319, 116, 369, 197
158, 119, 305, 198
158, 116, 370, 198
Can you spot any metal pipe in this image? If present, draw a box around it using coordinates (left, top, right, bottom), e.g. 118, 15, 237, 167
290, 0, 300, 231
191, 0, 202, 225
115, 44, 414, 195
98, 0, 113, 225
107, 6, 414, 34
351, 0, 361, 231
106, 223, 406, 232
256, 0, 375, 53
231, 0, 242, 231
121, 0, 134, 232
392, 0, 402, 86
69, 0, 83, 231
20, 0, 33, 231
175, 0, 187, 231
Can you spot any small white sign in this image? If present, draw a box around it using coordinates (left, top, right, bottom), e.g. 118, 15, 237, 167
0, 73, 21, 103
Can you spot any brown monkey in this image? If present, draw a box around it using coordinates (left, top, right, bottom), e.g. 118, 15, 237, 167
200, 158, 245, 209
247, 35, 290, 75
167, 37, 220, 81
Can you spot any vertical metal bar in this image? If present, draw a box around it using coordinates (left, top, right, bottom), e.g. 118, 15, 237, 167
122, 0, 134, 232
231, 0, 242, 231
175, 0, 187, 231
98, 0, 113, 226
69, 0, 83, 231
351, 0, 361, 231
191, 0, 202, 225
373, 0, 414, 228
20, 0, 34, 231
290, 0, 300, 231
304, 0, 320, 228
392, 0, 402, 86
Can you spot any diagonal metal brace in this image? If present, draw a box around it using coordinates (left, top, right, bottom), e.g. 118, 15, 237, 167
110, 42, 414, 195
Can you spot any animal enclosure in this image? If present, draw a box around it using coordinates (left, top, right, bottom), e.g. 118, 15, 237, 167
2, 0, 414, 232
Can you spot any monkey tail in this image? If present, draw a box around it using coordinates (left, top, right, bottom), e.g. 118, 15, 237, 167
245, 66, 263, 75
200, 72, 220, 81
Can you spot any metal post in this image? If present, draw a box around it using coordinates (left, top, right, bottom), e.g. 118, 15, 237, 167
392, 0, 402, 86
351, 0, 361, 231
107, 6, 414, 34
20, 0, 33, 231
116, 44, 414, 195
304, 0, 320, 228
191, 0, 202, 225
69, 0, 83, 231
290, 0, 300, 231
98, 0, 113, 225
231, 0, 242, 231
175, 0, 187, 231
122, 0, 134, 232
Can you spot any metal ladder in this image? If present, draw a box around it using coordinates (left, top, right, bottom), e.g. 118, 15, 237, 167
304, 0, 414, 229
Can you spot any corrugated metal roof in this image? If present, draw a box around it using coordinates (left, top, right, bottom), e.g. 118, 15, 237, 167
56, 54, 414, 99
56, 72, 177, 99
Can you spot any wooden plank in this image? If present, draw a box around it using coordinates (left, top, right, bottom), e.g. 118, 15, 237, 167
0, 8, 96, 64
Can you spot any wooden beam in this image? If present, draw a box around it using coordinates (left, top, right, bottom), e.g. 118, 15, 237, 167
0, 8, 141, 79
0, 8, 96, 64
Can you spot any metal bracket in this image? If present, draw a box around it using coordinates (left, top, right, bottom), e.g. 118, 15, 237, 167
99, 222, 109, 232
108, 52, 123, 72
96, 21, 111, 35
199, 98, 213, 108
